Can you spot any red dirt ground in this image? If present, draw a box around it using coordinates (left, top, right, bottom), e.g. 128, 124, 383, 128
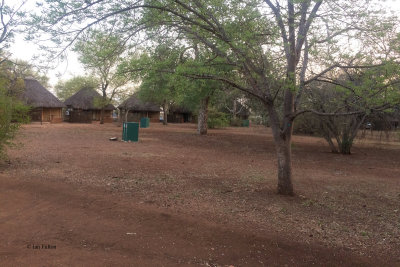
0, 122, 399, 266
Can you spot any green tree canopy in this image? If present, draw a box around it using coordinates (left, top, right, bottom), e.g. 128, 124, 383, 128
0, 0, 32, 160
55, 75, 98, 101
0, 61, 30, 159
73, 29, 130, 123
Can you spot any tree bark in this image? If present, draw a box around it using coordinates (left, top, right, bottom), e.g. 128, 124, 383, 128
100, 107, 104, 124
276, 138, 294, 195
325, 136, 339, 153
124, 109, 130, 122
263, 0, 296, 196
197, 96, 209, 135
340, 142, 352, 154
320, 120, 339, 153
339, 131, 352, 154
268, 105, 294, 196
100, 82, 109, 125
338, 131, 355, 155
163, 101, 168, 125
339, 114, 366, 154
232, 99, 237, 119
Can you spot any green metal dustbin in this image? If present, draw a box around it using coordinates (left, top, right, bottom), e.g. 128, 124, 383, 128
241, 119, 250, 127
122, 122, 139, 142
140, 117, 150, 128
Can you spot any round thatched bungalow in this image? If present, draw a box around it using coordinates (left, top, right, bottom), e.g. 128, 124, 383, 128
64, 88, 115, 123
168, 105, 194, 123
118, 95, 160, 122
22, 78, 65, 123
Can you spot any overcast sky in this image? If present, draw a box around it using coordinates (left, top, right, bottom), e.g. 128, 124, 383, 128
9, 0, 85, 88
8, 0, 400, 89
11, 35, 84, 87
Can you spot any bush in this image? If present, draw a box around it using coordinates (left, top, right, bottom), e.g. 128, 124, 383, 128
293, 113, 321, 136
207, 110, 229, 129
0, 92, 30, 159
230, 117, 242, 127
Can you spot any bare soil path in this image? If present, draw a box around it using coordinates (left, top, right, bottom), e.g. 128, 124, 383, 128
0, 123, 399, 266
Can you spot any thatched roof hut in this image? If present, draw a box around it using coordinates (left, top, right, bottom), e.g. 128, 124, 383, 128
21, 78, 65, 123
169, 105, 191, 114
118, 95, 160, 123
168, 105, 194, 123
64, 88, 115, 123
64, 87, 115, 110
118, 95, 160, 112
22, 78, 65, 108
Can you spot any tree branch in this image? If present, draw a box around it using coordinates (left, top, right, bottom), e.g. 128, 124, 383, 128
264, 0, 289, 60
295, 0, 323, 63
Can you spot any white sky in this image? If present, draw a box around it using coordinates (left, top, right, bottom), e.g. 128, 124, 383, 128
10, 36, 84, 88
8, 0, 400, 89
8, 0, 85, 89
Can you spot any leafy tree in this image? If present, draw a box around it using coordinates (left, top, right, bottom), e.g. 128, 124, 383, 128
4, 59, 49, 87
0, 64, 30, 159
125, 42, 230, 133
32, 0, 399, 195
124, 40, 230, 133
0, 0, 26, 58
206, 108, 229, 129
175, 48, 231, 134
303, 62, 400, 154
0, 93, 29, 159
174, 73, 216, 134
0, 0, 30, 160
212, 88, 250, 126
73, 29, 129, 124
54, 75, 98, 101
124, 43, 181, 125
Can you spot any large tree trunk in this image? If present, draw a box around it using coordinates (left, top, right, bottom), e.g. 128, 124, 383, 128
320, 120, 339, 153
338, 114, 366, 154
100, 88, 108, 125
268, 0, 296, 196
339, 126, 353, 154
268, 104, 294, 196
325, 136, 339, 153
124, 109, 130, 122
100, 107, 104, 124
276, 138, 294, 195
197, 96, 209, 135
163, 101, 168, 125
339, 129, 356, 155
232, 99, 237, 119
339, 137, 352, 154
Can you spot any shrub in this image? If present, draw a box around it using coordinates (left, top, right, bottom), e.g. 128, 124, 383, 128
293, 113, 321, 136
0, 91, 30, 159
230, 117, 242, 127
207, 110, 229, 129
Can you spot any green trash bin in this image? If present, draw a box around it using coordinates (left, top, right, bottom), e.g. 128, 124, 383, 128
241, 119, 250, 127
140, 117, 150, 128
122, 122, 139, 142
